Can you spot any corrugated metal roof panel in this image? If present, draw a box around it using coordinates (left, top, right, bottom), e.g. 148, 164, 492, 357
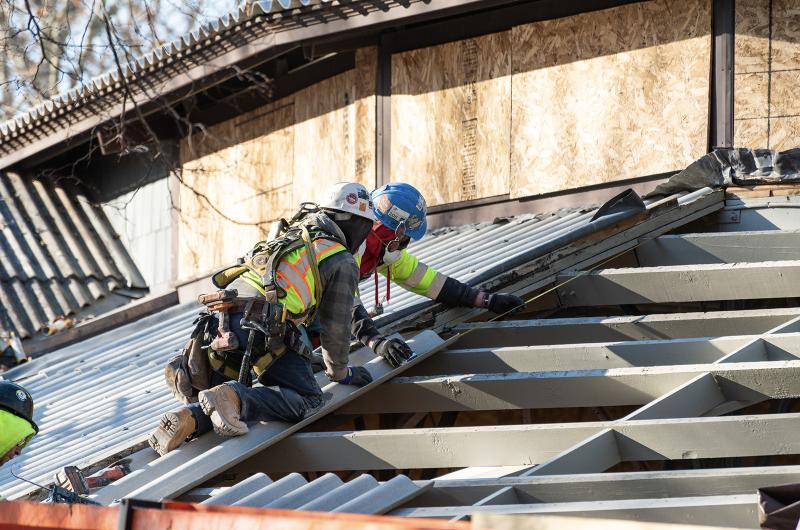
0, 303, 195, 500
0, 173, 146, 339
201, 472, 427, 515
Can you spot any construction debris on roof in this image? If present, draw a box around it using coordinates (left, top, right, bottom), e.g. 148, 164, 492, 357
646, 147, 800, 198
0, 184, 723, 508
0, 172, 146, 340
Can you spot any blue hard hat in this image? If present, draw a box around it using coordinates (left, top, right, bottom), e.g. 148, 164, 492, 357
370, 183, 428, 240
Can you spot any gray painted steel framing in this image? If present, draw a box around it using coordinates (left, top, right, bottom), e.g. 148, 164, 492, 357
393, 495, 758, 526
634, 230, 800, 265
450, 315, 800, 517
556, 260, 800, 306
237, 413, 800, 472
340, 359, 800, 415
417, 466, 800, 505
450, 307, 800, 349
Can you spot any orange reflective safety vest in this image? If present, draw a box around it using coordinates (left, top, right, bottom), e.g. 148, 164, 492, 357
240, 236, 346, 321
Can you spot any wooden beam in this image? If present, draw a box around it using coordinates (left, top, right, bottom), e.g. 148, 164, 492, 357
556, 261, 800, 306
449, 308, 800, 349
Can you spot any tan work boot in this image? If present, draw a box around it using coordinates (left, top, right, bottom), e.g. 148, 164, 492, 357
199, 384, 248, 437
148, 408, 196, 456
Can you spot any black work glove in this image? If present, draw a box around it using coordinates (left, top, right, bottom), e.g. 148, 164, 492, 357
373, 337, 414, 368
338, 366, 373, 387
310, 353, 326, 373
487, 293, 525, 315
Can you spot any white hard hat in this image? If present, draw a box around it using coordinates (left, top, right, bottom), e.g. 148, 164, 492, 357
319, 182, 376, 221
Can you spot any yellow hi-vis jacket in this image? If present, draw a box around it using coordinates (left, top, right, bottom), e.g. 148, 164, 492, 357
360, 249, 446, 301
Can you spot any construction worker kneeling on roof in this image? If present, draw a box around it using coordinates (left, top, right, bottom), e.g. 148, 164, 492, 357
150, 182, 411, 455
0, 381, 38, 477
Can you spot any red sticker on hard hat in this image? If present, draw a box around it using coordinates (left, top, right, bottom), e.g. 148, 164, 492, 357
346, 193, 357, 205
359, 203, 367, 211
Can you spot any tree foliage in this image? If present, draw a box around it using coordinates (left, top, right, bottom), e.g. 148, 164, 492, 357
0, 0, 235, 120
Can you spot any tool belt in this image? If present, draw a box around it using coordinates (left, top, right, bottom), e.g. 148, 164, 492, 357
198, 289, 312, 382
164, 312, 215, 404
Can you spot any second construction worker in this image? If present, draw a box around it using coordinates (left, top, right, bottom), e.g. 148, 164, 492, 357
150, 182, 389, 455
0, 381, 38, 470
359, 183, 525, 352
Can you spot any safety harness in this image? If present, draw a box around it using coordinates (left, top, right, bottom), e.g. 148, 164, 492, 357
197, 209, 347, 384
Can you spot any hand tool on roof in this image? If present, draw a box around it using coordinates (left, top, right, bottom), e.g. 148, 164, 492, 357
55, 460, 130, 495
10, 467, 100, 505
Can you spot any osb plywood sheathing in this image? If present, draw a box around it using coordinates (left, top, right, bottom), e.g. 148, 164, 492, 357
293, 46, 377, 205
177, 47, 378, 281
510, 0, 712, 198
178, 100, 295, 280
734, 0, 800, 150
391, 32, 512, 206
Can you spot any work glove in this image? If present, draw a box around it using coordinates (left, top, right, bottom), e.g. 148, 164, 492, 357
486, 292, 525, 315
373, 337, 414, 368
338, 366, 373, 387
310, 353, 326, 373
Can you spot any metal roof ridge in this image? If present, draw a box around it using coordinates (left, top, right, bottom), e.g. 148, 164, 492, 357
0, 0, 357, 147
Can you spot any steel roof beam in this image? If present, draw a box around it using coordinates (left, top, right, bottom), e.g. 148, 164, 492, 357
240, 413, 800, 472
340, 358, 800, 415
635, 231, 800, 266
391, 494, 758, 526
449, 308, 800, 349
418, 466, 800, 506
456, 318, 800, 514
404, 335, 763, 376
557, 260, 800, 306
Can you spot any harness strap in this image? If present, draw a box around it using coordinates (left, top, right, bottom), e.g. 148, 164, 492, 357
300, 224, 324, 325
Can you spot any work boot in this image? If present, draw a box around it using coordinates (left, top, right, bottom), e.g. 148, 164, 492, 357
148, 407, 196, 456
199, 384, 248, 437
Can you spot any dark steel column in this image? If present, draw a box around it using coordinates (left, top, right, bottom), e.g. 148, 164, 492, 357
711, 0, 735, 149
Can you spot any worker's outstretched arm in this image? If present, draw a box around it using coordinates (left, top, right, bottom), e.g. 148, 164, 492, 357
316, 251, 361, 382
381, 250, 525, 313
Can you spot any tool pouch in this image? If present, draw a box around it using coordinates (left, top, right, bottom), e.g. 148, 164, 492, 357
164, 312, 214, 404
199, 289, 240, 353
